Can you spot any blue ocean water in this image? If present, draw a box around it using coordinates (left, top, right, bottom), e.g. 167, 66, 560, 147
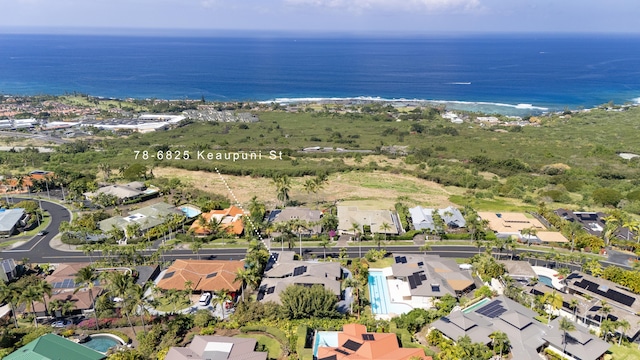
1, 33, 640, 115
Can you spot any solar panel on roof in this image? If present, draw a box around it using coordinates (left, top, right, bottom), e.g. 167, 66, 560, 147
400, 256, 407, 263
475, 300, 507, 318
163, 271, 175, 279
395, 256, 401, 263
267, 286, 275, 294
418, 261, 424, 266
362, 334, 374, 341
319, 355, 337, 360
420, 274, 427, 281
408, 276, 417, 289
206, 272, 218, 279
335, 349, 350, 355
293, 266, 305, 276
342, 340, 362, 351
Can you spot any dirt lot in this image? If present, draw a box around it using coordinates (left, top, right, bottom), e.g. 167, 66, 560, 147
153, 167, 455, 209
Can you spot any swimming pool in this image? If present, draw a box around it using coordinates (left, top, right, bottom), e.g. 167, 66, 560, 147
313, 331, 339, 357
539, 275, 554, 288
180, 205, 201, 218
368, 270, 413, 317
463, 297, 492, 313
82, 334, 125, 353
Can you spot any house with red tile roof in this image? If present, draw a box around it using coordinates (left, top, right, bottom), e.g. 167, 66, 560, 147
156, 260, 244, 296
189, 206, 245, 236
315, 324, 429, 360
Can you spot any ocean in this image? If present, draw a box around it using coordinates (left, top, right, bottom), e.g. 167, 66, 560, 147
1, 33, 640, 115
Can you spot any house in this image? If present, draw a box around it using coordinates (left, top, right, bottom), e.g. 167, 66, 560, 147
431, 295, 610, 360
257, 251, 342, 304
554, 208, 633, 240
0, 208, 27, 237
156, 260, 245, 297
165, 336, 266, 360
387, 254, 475, 306
3, 333, 105, 360
564, 272, 640, 340
409, 206, 466, 232
83, 181, 157, 204
189, 206, 245, 236
499, 260, 536, 283
268, 207, 323, 234
478, 212, 545, 238
337, 205, 399, 236
314, 323, 429, 360
33, 263, 103, 316
99, 202, 183, 236
1, 258, 18, 282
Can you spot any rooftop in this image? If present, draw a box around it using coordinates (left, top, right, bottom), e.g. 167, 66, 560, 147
3, 334, 105, 360
165, 336, 267, 360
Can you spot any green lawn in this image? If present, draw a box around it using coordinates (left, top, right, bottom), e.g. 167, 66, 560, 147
608, 344, 640, 360
236, 334, 282, 360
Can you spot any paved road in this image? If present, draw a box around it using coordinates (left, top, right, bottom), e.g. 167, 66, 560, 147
0, 198, 628, 272
2, 197, 71, 259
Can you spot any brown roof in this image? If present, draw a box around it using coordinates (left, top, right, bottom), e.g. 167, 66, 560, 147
536, 231, 568, 243
478, 212, 545, 234
316, 324, 429, 360
189, 206, 245, 236
46, 263, 91, 287
156, 260, 244, 292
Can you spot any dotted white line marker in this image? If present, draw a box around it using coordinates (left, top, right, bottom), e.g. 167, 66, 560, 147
214, 168, 268, 250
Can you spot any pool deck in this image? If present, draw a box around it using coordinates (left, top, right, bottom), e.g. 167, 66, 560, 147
369, 268, 415, 320
532, 266, 564, 290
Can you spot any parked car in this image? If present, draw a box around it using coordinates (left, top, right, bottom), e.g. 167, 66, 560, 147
52, 319, 73, 328
198, 292, 212, 306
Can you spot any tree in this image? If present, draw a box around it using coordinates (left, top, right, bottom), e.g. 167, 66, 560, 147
320, 237, 333, 259
0, 282, 20, 327
279, 284, 339, 319
303, 178, 318, 205
103, 271, 137, 335
562, 220, 583, 252
489, 331, 510, 358
190, 238, 203, 260
272, 175, 291, 207
616, 319, 630, 345
559, 317, 576, 354
542, 291, 563, 324
521, 227, 538, 246
379, 222, 392, 244
213, 289, 232, 319
75, 266, 100, 330
233, 268, 257, 302
419, 243, 431, 255
20, 285, 42, 327
35, 279, 53, 317
569, 299, 580, 321
601, 318, 616, 342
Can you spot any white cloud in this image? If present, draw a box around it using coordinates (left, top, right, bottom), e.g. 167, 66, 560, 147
284, 0, 482, 13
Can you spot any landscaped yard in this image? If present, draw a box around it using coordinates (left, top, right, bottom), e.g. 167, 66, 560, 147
236, 334, 283, 360
154, 295, 191, 313
608, 344, 640, 360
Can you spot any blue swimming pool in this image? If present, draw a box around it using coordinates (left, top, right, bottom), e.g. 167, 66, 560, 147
539, 275, 554, 288
181, 206, 201, 218
368, 270, 413, 316
82, 334, 125, 353
463, 297, 492, 313
313, 331, 339, 357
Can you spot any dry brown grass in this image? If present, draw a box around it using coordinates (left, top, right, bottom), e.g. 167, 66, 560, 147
153, 166, 456, 209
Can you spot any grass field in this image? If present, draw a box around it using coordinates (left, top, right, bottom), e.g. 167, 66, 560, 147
236, 334, 283, 359
608, 344, 640, 359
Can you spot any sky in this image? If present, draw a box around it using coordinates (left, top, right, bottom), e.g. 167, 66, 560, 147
2, 0, 640, 35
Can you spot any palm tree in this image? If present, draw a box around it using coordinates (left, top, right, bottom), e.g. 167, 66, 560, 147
20, 285, 42, 328
49, 299, 75, 319
521, 227, 538, 246
214, 289, 232, 319
505, 236, 517, 260
420, 243, 432, 255
380, 222, 392, 244
559, 317, 576, 354
127, 283, 152, 332
617, 319, 630, 345
303, 178, 318, 205
601, 319, 616, 342
0, 282, 20, 327
103, 271, 137, 335
569, 299, 580, 321
190, 238, 203, 260
233, 268, 256, 302
320, 238, 332, 259
272, 175, 291, 208
313, 173, 328, 205
542, 291, 563, 325
289, 219, 309, 257
35, 279, 53, 317
557, 267, 572, 287
489, 331, 510, 358
75, 266, 100, 330
563, 220, 583, 252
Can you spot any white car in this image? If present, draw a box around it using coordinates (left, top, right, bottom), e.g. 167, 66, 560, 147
198, 292, 211, 306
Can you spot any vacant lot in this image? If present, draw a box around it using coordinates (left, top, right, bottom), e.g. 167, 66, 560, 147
153, 167, 455, 209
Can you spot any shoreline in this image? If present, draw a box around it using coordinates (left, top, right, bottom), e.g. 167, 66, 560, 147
2, 92, 639, 117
